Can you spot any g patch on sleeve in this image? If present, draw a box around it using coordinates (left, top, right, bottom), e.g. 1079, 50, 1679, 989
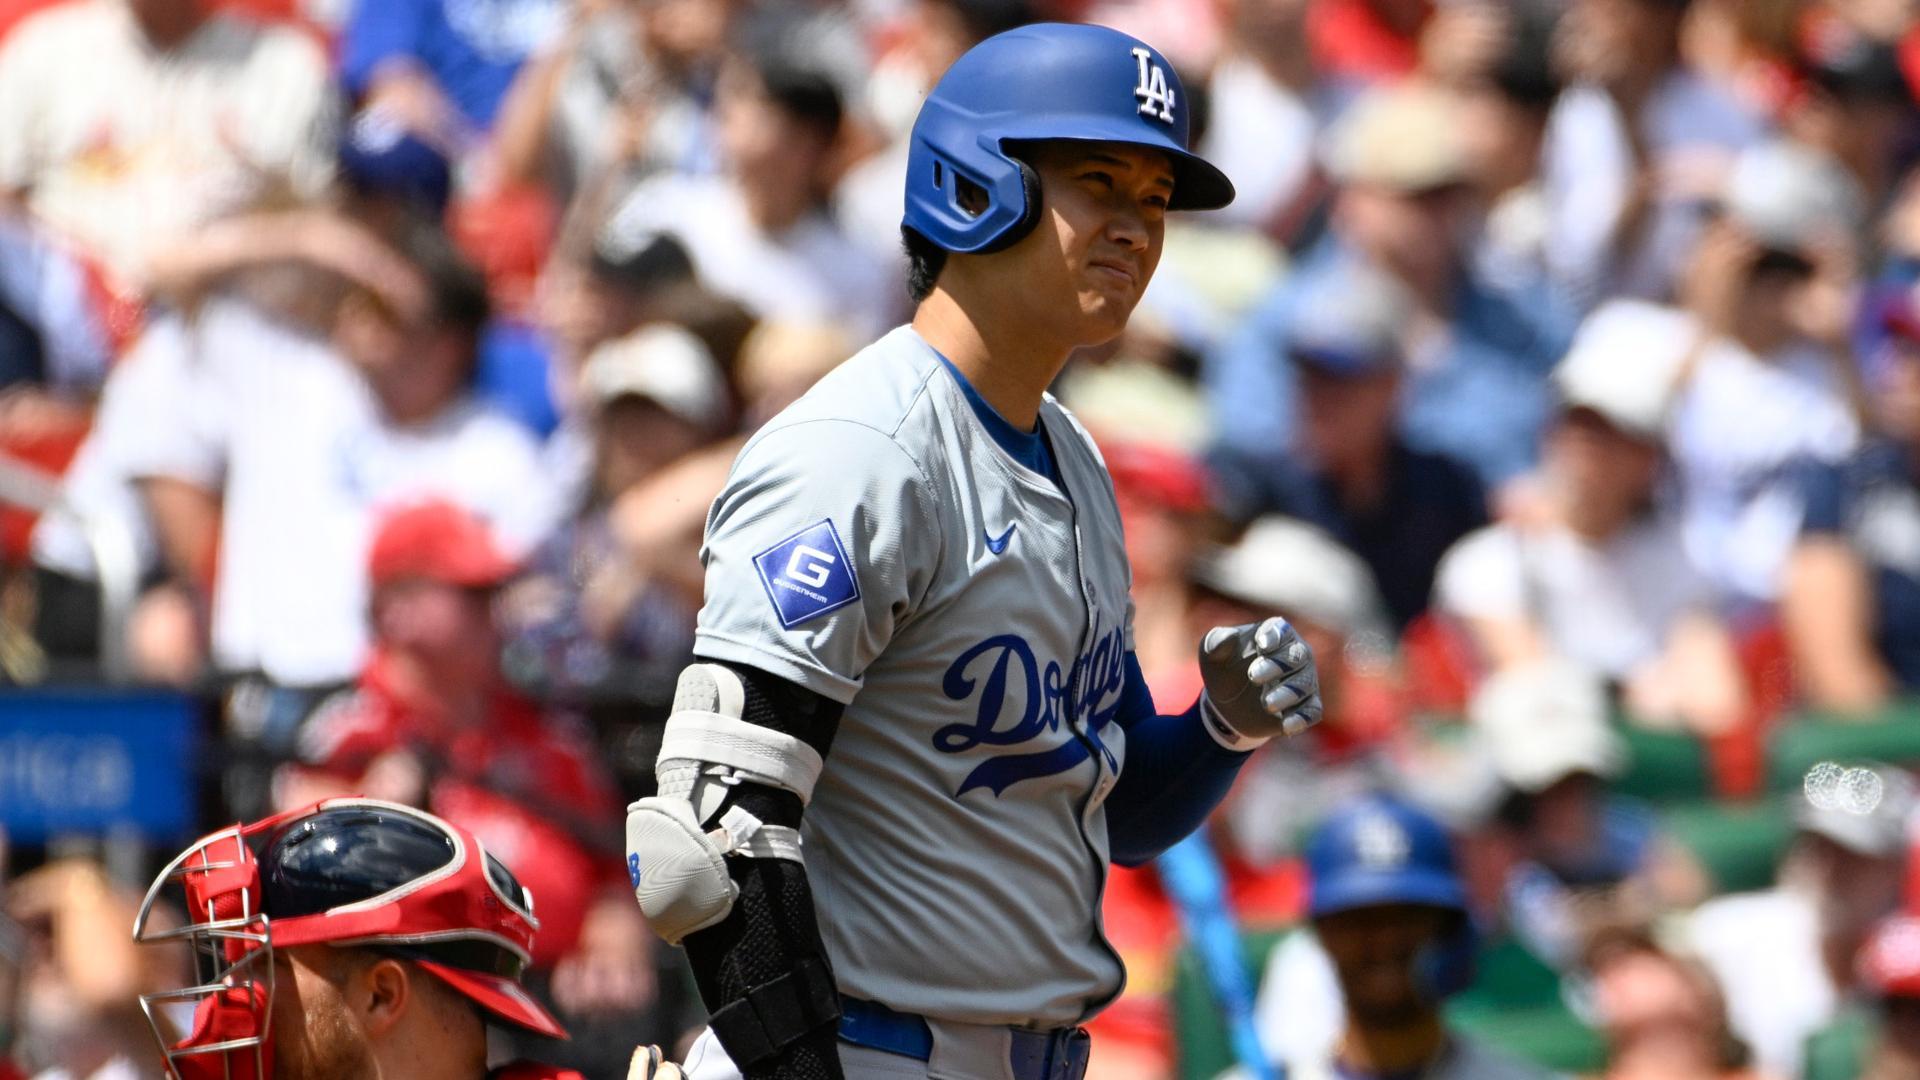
753, 519, 861, 629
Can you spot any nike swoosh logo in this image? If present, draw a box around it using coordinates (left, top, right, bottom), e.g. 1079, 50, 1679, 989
985, 524, 1016, 555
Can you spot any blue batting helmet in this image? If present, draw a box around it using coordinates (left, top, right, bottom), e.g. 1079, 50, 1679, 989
902, 22, 1234, 254
1307, 794, 1467, 919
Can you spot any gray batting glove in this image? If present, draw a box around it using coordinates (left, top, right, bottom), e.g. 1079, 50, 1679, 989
1197, 617, 1322, 744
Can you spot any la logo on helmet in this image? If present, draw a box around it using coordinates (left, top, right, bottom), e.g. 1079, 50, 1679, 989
1130, 47, 1175, 124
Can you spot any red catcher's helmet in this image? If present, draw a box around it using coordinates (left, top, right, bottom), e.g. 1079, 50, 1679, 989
133, 798, 567, 1080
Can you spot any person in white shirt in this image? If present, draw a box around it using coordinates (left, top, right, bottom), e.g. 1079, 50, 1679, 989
129, 222, 556, 697
1666, 140, 1866, 610
604, 49, 893, 339
0, 0, 337, 291
1688, 762, 1914, 1079
1541, 0, 1764, 303
1436, 299, 1747, 734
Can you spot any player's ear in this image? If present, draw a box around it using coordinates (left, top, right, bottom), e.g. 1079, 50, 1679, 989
359, 956, 412, 1036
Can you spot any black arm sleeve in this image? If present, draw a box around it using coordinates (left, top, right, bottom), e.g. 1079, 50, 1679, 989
679, 663, 846, 1080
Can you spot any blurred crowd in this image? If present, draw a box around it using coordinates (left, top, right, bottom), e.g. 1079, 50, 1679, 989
15, 0, 1920, 1077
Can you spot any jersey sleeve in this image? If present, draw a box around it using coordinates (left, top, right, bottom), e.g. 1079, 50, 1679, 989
693, 420, 944, 704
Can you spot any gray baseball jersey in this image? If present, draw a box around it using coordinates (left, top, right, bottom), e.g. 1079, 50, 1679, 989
693, 325, 1135, 1028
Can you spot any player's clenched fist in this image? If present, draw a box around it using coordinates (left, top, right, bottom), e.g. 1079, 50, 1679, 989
1197, 617, 1323, 743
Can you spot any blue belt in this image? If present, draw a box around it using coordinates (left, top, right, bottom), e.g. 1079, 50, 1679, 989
837, 997, 1091, 1080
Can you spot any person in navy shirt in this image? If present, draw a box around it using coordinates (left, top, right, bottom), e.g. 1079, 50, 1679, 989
1208, 255, 1489, 631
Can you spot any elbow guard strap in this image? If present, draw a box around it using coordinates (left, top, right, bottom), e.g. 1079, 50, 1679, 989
630, 664, 821, 945
627, 798, 804, 944
704, 955, 841, 1070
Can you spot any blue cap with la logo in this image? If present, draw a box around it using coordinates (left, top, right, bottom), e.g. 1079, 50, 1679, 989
1307, 794, 1467, 918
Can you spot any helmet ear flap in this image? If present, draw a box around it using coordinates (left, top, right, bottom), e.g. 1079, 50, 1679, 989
974, 158, 1042, 255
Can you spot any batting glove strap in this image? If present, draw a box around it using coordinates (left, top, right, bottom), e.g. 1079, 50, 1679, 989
1198, 694, 1271, 751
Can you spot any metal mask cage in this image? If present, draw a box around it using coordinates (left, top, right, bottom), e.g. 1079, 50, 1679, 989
132, 825, 276, 1080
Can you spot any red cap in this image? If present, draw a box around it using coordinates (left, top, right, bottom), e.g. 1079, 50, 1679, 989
1103, 442, 1211, 514
1861, 914, 1920, 998
368, 499, 517, 589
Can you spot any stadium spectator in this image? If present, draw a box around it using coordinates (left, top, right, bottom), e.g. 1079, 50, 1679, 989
1785, 32, 1917, 210
491, 0, 739, 218
129, 221, 555, 699
1182, 0, 1320, 238
1585, 928, 1775, 1080
1472, 662, 1708, 970
274, 500, 661, 1064
600, 49, 893, 338
0, 0, 337, 289
24, 126, 480, 682
0, 213, 113, 397
339, 0, 568, 152
1669, 139, 1865, 609
1206, 83, 1577, 493
539, 227, 698, 392
1209, 256, 1488, 631
1246, 793, 1554, 1079
500, 324, 728, 701
274, 500, 620, 955
1542, 0, 1766, 303
836, 0, 1038, 274
1783, 288, 1920, 714
1308, 0, 1431, 92
1854, 914, 1920, 1080
1450, 7, 1564, 296
1690, 763, 1915, 1077
4, 859, 185, 1080
1436, 300, 1746, 734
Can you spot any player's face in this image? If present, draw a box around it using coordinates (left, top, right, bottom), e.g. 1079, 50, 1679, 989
1314, 903, 1451, 1026
1017, 142, 1174, 345
268, 946, 377, 1080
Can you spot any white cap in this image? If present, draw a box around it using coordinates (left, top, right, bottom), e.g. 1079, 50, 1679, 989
1552, 300, 1695, 441
1191, 516, 1391, 640
1796, 761, 1915, 857
1470, 660, 1624, 794
580, 324, 729, 434
1724, 139, 1864, 254
1324, 85, 1469, 192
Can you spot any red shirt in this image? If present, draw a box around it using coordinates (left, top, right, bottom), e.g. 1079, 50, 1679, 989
1308, 0, 1431, 83
293, 651, 623, 964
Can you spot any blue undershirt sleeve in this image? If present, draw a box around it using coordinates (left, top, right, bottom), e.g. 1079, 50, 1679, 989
1105, 652, 1254, 867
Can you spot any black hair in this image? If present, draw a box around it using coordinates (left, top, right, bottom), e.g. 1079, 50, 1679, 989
902, 227, 948, 304
1489, 11, 1564, 112
394, 219, 490, 338
927, 0, 1039, 43
589, 229, 697, 297
751, 53, 845, 145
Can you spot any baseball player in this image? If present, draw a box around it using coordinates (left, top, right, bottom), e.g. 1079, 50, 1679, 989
131, 797, 692, 1080
623, 22, 1323, 1080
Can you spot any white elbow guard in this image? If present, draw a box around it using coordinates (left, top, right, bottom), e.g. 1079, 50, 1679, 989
626, 664, 818, 945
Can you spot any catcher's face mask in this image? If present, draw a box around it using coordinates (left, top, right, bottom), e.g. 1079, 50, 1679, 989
132, 798, 561, 1080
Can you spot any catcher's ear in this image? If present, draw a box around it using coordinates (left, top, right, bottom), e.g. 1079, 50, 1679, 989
357, 955, 412, 1037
